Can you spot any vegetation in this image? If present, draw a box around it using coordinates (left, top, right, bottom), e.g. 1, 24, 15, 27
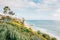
0, 6, 57, 40
0, 15, 57, 40
51, 37, 57, 40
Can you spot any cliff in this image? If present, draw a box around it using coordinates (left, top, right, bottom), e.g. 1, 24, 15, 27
0, 14, 57, 40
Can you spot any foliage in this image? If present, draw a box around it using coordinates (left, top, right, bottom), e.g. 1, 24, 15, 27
0, 15, 57, 40
42, 34, 51, 40
51, 37, 57, 40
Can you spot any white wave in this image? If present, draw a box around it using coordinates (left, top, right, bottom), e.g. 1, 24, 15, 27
38, 28, 60, 40
29, 26, 60, 40
25, 22, 60, 40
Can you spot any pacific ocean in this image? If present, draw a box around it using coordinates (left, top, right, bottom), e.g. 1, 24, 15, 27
26, 20, 60, 40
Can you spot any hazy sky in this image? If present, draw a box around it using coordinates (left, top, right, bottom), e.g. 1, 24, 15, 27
0, 0, 60, 20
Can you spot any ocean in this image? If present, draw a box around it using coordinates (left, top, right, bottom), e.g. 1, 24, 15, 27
26, 20, 60, 40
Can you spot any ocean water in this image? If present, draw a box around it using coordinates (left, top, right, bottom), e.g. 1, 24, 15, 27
26, 20, 60, 40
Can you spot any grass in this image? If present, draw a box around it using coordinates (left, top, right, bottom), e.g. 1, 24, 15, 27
0, 15, 57, 40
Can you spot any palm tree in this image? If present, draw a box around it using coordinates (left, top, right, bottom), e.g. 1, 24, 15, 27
3, 6, 10, 14
9, 11, 15, 15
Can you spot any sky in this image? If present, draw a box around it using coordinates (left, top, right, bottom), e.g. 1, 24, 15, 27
0, 0, 60, 20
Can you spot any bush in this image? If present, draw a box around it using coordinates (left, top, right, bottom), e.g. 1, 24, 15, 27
37, 30, 41, 34
0, 17, 57, 40
51, 37, 57, 40
42, 34, 51, 40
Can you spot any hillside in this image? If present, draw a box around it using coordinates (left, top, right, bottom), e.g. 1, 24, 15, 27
0, 14, 57, 40
0, 6, 57, 40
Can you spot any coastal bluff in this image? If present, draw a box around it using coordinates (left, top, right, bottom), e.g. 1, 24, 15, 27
0, 6, 57, 40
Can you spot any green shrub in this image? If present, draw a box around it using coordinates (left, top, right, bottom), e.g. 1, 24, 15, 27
51, 37, 57, 40
42, 34, 51, 40
37, 30, 42, 34
0, 17, 57, 40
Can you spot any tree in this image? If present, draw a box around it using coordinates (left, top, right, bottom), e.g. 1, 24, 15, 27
3, 6, 15, 15
9, 11, 15, 15
3, 6, 10, 14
